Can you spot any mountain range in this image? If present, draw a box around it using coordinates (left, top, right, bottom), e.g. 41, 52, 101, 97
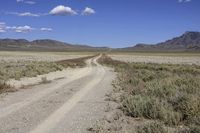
120, 31, 200, 52
0, 39, 109, 52
0, 31, 200, 52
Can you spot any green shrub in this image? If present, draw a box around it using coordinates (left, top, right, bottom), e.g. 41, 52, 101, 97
99, 55, 200, 129
0, 61, 64, 81
189, 125, 200, 133
122, 95, 181, 126
172, 94, 200, 123
137, 121, 167, 133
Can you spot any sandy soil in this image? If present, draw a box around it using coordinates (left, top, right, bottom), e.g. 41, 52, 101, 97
0, 51, 91, 62
110, 54, 200, 65
0, 55, 115, 133
7, 68, 82, 89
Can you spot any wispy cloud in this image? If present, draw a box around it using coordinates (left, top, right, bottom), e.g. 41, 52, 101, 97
17, 0, 36, 4
0, 22, 52, 33
7, 12, 41, 17
24, 1, 35, 4
0, 22, 6, 33
6, 25, 34, 33
49, 5, 77, 16
82, 7, 96, 15
16, 0, 23, 2
40, 28, 53, 32
178, 0, 192, 3
12, 25, 34, 33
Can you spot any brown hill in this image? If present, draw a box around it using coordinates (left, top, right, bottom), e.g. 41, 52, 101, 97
119, 31, 200, 52
0, 39, 109, 52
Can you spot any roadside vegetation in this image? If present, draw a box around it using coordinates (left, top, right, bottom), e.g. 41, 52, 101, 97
56, 55, 96, 68
0, 55, 96, 94
97, 54, 200, 133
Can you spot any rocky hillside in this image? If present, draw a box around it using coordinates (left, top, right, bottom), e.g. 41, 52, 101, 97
120, 31, 200, 51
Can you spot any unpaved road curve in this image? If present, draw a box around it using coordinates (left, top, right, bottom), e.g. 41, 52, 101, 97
0, 55, 115, 133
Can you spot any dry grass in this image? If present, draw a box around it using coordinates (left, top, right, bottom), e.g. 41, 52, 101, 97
0, 55, 96, 81
0, 61, 64, 81
0, 51, 93, 62
109, 53, 200, 65
98, 54, 200, 132
56, 55, 96, 68
0, 54, 96, 94
0, 80, 12, 94
136, 121, 167, 133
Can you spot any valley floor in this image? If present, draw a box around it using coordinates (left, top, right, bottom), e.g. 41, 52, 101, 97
0, 55, 116, 133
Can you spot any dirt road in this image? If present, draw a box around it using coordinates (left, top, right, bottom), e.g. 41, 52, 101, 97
0, 55, 115, 133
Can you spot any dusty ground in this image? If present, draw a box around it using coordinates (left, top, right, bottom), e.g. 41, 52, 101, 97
0, 51, 92, 62
7, 68, 78, 89
109, 53, 200, 65
0, 55, 116, 133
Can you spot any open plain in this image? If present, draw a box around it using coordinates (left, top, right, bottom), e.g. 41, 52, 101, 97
109, 52, 200, 65
0, 54, 116, 133
0, 51, 93, 62
0, 52, 200, 133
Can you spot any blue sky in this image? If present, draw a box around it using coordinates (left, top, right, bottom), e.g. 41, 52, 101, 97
0, 0, 200, 48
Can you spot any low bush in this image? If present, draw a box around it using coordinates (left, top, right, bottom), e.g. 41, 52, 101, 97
136, 121, 167, 133
0, 80, 11, 94
123, 95, 182, 126
99, 55, 200, 130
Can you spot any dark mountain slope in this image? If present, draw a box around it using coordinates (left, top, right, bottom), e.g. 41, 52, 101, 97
119, 31, 200, 51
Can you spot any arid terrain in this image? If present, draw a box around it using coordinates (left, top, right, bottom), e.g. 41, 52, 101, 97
109, 53, 200, 65
0, 53, 115, 133
91, 54, 200, 133
1, 0, 199, 132
0, 51, 92, 62
0, 52, 200, 133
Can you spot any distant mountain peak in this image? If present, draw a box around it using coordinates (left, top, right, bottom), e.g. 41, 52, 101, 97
120, 31, 200, 51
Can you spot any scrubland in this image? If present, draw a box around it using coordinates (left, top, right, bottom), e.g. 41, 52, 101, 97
0, 51, 92, 62
0, 51, 95, 93
94, 54, 200, 133
109, 52, 200, 65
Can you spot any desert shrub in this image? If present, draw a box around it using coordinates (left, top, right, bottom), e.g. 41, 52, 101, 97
0, 61, 64, 81
123, 95, 181, 126
40, 77, 51, 84
123, 95, 161, 118
145, 79, 177, 99
172, 93, 200, 124
189, 125, 200, 133
177, 125, 200, 133
173, 76, 200, 94
136, 121, 167, 133
0, 80, 11, 93
99, 55, 200, 130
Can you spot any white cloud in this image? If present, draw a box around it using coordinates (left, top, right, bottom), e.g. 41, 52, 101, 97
178, 0, 192, 3
0, 29, 6, 33
49, 5, 77, 16
82, 7, 95, 15
19, 12, 39, 17
40, 28, 53, 32
6, 26, 53, 33
17, 0, 23, 2
0, 22, 6, 32
17, 0, 35, 4
24, 1, 35, 4
0, 22, 6, 28
13, 25, 34, 33
0, 22, 52, 33
8, 12, 40, 17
